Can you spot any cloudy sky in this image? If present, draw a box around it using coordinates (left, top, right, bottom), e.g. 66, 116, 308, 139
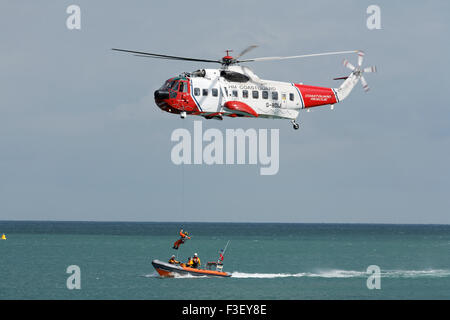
1, 1, 449, 223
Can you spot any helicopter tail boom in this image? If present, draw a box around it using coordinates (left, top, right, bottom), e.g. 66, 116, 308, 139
334, 72, 360, 102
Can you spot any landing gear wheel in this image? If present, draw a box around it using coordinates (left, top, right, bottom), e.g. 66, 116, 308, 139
180, 111, 187, 119
291, 120, 300, 130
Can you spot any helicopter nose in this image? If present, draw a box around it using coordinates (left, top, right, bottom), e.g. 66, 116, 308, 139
154, 90, 170, 100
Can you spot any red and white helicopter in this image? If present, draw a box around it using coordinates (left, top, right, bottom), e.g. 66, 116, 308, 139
113, 46, 376, 130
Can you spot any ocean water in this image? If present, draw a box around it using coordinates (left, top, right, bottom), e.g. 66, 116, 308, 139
0, 221, 449, 299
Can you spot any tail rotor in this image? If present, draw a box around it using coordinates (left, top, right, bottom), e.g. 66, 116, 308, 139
343, 51, 377, 92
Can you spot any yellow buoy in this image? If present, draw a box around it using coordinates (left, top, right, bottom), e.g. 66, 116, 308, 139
1, 234, 6, 240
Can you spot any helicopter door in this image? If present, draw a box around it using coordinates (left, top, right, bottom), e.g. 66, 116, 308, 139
281, 92, 288, 108
179, 81, 190, 110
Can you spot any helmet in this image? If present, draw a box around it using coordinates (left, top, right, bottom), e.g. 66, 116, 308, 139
194, 253, 198, 257
171, 255, 175, 258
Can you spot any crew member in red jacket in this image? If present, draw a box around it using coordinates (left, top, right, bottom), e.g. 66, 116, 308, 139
173, 228, 190, 250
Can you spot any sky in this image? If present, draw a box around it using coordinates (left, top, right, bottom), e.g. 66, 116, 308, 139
0, 1, 449, 223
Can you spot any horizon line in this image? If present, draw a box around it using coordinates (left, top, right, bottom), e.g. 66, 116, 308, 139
0, 219, 449, 226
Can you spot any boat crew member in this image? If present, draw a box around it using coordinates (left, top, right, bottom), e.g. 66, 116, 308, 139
173, 228, 191, 250
187, 257, 194, 267
192, 253, 201, 268
168, 255, 180, 265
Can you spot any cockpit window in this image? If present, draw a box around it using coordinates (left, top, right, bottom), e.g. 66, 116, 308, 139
170, 81, 179, 91
161, 80, 171, 90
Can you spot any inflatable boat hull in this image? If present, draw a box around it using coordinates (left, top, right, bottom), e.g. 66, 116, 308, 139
152, 259, 231, 278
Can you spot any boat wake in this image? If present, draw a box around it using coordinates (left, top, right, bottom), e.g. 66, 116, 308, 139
380, 269, 450, 278
143, 271, 209, 279
230, 270, 364, 279
145, 269, 450, 279
230, 269, 450, 279
142, 272, 160, 278
173, 273, 209, 279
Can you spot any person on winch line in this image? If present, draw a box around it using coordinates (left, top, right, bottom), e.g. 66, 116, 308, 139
173, 228, 190, 250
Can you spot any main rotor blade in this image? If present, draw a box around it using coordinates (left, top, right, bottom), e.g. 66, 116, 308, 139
112, 48, 222, 64
237, 50, 358, 63
234, 45, 258, 59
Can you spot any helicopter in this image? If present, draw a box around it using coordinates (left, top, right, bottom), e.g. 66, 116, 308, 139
112, 46, 376, 130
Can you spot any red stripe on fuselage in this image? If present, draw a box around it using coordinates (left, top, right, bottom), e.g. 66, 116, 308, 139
294, 84, 337, 108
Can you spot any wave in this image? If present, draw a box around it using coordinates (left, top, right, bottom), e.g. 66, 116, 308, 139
231, 269, 450, 279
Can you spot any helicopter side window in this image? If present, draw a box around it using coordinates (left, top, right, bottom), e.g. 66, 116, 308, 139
179, 82, 185, 92
272, 91, 279, 100
242, 90, 248, 98
212, 88, 218, 97
202, 89, 208, 96
232, 90, 238, 98
289, 93, 295, 101
194, 88, 200, 96
252, 91, 259, 99
262, 91, 268, 99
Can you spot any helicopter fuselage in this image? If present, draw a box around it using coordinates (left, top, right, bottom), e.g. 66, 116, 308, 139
154, 66, 339, 121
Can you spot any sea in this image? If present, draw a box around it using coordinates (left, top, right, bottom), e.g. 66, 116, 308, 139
0, 221, 449, 300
